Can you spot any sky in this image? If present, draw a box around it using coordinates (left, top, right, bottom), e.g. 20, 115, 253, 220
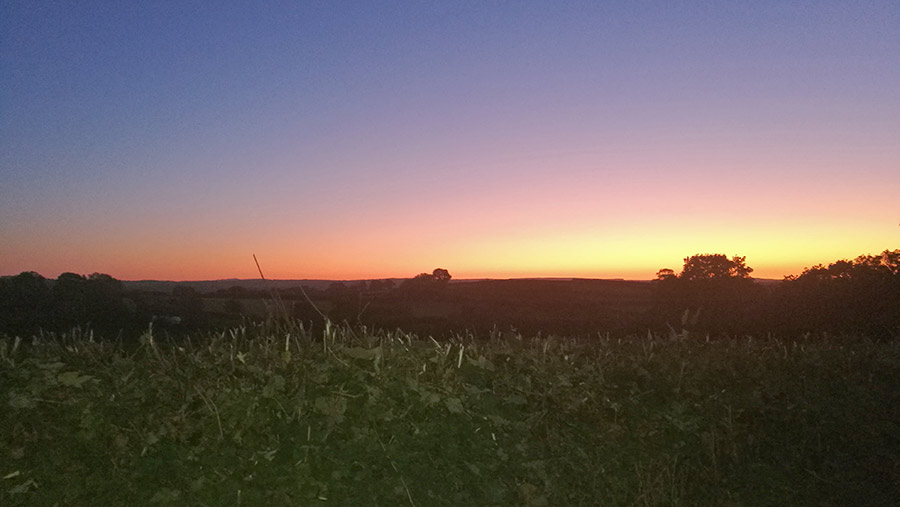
2, 1, 898, 281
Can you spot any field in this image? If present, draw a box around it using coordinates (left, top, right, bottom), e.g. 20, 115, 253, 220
2, 324, 899, 506
196, 278, 660, 337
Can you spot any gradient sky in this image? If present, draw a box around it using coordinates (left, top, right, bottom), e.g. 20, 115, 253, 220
2, 1, 898, 281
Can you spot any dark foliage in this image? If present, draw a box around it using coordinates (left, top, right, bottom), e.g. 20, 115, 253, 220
653, 254, 762, 335
3, 250, 898, 340
771, 250, 900, 338
0, 272, 52, 332
399, 268, 452, 294
652, 250, 900, 339
0, 271, 131, 336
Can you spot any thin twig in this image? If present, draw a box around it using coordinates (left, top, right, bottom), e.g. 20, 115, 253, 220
195, 386, 224, 440
254, 253, 328, 323
253, 254, 290, 321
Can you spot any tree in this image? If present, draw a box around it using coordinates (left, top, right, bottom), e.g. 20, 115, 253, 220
432, 268, 452, 283
7, 271, 51, 300
655, 268, 676, 281
0, 271, 52, 333
85, 273, 123, 300
83, 273, 127, 330
652, 254, 758, 334
782, 249, 900, 338
54, 272, 88, 327
400, 268, 453, 296
680, 254, 753, 281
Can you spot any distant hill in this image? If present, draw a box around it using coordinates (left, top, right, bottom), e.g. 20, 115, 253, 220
121, 278, 406, 293
120, 277, 646, 294
120, 276, 780, 294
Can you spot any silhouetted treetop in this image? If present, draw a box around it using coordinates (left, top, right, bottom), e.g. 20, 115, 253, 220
432, 268, 451, 283
0, 271, 133, 334
86, 272, 123, 297
400, 268, 452, 296
406, 268, 452, 284
651, 254, 758, 334
655, 268, 677, 281
57, 272, 87, 285
791, 249, 900, 281
680, 254, 753, 281
781, 249, 900, 338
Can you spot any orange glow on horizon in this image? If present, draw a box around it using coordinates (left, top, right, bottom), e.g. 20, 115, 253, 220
3, 127, 896, 283
4, 218, 894, 282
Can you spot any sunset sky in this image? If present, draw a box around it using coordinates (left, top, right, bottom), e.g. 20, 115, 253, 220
2, 1, 898, 281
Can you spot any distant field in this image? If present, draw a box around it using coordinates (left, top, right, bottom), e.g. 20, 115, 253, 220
123, 278, 406, 293
192, 278, 661, 337
3, 326, 898, 506
124, 277, 794, 338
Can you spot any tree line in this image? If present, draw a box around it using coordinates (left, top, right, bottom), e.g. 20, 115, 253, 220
0, 272, 131, 335
1, 252, 898, 339
652, 250, 900, 339
0, 272, 207, 335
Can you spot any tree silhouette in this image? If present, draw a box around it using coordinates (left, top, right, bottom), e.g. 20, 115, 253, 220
432, 268, 452, 283
655, 268, 676, 281
400, 268, 452, 297
80, 273, 127, 331
54, 272, 88, 327
0, 271, 52, 332
680, 254, 753, 281
778, 249, 900, 338
653, 254, 758, 334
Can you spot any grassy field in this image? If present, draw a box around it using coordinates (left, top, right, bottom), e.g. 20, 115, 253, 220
2, 324, 899, 506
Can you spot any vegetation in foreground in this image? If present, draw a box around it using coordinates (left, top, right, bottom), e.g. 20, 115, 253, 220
3, 324, 899, 506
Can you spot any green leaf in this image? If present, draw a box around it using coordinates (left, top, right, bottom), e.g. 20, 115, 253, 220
149, 487, 182, 503
487, 414, 511, 427
338, 345, 382, 360
57, 371, 94, 388
445, 397, 464, 414
114, 433, 129, 448
37, 362, 66, 371
468, 355, 496, 371
419, 389, 441, 406
8, 479, 37, 495
8, 394, 36, 409
507, 394, 527, 405
314, 396, 347, 423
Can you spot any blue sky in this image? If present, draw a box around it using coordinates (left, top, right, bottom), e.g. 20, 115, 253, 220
2, 1, 898, 280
